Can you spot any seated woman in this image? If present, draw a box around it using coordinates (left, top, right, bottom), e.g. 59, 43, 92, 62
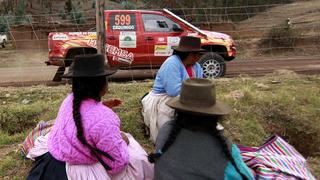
27, 54, 153, 180
142, 36, 206, 143
148, 78, 254, 180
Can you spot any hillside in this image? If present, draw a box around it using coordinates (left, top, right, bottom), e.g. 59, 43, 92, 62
236, 0, 320, 37
0, 0, 139, 15
1, 0, 319, 59
232, 0, 320, 60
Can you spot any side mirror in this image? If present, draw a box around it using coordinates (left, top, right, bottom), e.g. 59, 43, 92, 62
172, 24, 184, 32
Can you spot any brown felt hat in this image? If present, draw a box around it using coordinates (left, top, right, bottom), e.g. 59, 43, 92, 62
166, 78, 231, 116
172, 36, 207, 52
61, 54, 116, 78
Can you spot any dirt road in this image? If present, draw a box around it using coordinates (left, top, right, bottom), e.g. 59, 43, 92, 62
227, 57, 320, 76
0, 57, 319, 86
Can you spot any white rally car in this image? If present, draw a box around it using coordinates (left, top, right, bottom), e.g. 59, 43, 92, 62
0, 34, 8, 48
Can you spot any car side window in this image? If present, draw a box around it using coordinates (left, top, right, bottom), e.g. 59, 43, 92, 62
142, 14, 181, 32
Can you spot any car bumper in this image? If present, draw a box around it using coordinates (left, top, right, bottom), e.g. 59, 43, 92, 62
45, 57, 72, 67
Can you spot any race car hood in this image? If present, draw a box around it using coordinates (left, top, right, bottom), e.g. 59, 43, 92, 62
201, 30, 231, 40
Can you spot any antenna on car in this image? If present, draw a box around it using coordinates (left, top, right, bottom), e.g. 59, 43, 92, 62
163, 8, 208, 39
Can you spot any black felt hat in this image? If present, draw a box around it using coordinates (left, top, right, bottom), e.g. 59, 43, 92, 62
61, 54, 116, 78
166, 78, 231, 116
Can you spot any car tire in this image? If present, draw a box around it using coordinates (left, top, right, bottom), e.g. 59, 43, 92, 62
1, 39, 6, 48
52, 51, 78, 82
198, 52, 226, 78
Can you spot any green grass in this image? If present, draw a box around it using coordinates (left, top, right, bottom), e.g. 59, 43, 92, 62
309, 157, 320, 177
0, 151, 32, 179
107, 80, 154, 151
0, 73, 319, 178
0, 131, 27, 148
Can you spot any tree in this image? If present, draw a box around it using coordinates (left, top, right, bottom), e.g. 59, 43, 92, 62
0, 16, 9, 33
70, 7, 85, 24
65, 0, 72, 14
15, 0, 26, 24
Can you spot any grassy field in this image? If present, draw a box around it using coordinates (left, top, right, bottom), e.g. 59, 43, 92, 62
0, 70, 319, 179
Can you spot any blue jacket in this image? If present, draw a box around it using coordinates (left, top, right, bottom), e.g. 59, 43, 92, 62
152, 55, 203, 96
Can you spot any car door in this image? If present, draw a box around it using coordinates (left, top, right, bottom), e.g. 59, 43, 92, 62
141, 13, 186, 66
106, 11, 145, 67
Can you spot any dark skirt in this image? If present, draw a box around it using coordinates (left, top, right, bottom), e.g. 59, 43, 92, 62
27, 152, 68, 180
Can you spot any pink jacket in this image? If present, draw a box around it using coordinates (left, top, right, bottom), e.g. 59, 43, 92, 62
48, 94, 129, 174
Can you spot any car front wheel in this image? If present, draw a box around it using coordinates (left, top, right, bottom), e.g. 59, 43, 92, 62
198, 52, 226, 78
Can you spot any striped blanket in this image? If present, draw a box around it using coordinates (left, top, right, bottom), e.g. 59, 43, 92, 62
20, 120, 54, 157
239, 135, 316, 180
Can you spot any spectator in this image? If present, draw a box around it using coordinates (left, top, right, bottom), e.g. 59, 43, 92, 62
27, 54, 153, 180
149, 78, 254, 180
142, 36, 206, 143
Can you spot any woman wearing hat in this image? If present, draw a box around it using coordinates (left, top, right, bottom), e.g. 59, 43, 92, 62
27, 54, 153, 180
148, 78, 254, 180
142, 36, 206, 143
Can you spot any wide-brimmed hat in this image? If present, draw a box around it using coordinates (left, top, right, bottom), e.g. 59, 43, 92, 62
172, 36, 207, 52
166, 78, 231, 116
61, 54, 117, 78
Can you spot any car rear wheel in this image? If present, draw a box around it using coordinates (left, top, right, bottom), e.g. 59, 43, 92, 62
1, 39, 6, 48
198, 52, 226, 78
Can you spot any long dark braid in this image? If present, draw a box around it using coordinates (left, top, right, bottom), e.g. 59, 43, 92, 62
72, 76, 114, 170
149, 112, 249, 179
148, 113, 182, 163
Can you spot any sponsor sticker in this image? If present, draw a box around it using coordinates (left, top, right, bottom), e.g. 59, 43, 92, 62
168, 36, 180, 46
68, 32, 96, 36
113, 25, 135, 30
87, 39, 97, 47
154, 45, 171, 56
166, 36, 181, 55
119, 31, 136, 48
110, 13, 136, 31
112, 56, 132, 64
156, 37, 167, 44
52, 34, 69, 40
84, 39, 134, 64
187, 32, 199, 36
106, 44, 134, 64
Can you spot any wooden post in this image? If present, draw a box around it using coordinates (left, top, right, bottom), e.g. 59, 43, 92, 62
95, 0, 106, 63
100, 0, 106, 62
95, 0, 101, 54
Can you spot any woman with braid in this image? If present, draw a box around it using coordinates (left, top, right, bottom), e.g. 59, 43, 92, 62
27, 54, 153, 180
148, 78, 254, 180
